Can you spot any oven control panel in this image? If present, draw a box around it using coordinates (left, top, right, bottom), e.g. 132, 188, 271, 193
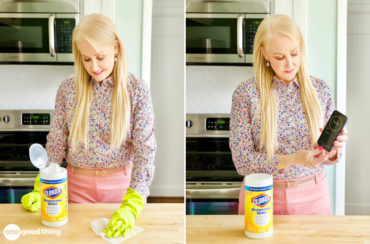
206, 118, 230, 131
22, 113, 50, 125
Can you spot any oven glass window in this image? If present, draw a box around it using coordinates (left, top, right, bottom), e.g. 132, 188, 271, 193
186, 138, 234, 170
0, 187, 34, 203
0, 18, 49, 53
186, 18, 237, 54
0, 132, 48, 170
186, 199, 239, 215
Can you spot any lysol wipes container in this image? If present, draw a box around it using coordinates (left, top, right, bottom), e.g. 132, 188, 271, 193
244, 173, 273, 238
29, 143, 68, 227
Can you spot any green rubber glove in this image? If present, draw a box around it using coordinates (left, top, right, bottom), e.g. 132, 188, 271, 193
104, 188, 144, 238
21, 174, 41, 212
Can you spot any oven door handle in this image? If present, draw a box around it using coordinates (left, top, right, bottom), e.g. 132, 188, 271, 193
186, 187, 240, 199
0, 173, 38, 187
0, 178, 35, 187
237, 14, 244, 58
48, 13, 56, 57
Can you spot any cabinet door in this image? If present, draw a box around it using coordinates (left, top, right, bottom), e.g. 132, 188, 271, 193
81, 0, 152, 84
82, 0, 115, 17
274, 0, 307, 44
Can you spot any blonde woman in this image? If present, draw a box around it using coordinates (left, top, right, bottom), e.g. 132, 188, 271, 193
229, 15, 348, 215
21, 14, 156, 238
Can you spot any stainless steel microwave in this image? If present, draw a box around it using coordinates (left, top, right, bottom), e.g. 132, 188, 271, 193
186, 0, 271, 65
0, 0, 79, 63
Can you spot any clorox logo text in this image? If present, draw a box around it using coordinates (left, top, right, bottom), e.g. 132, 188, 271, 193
43, 187, 62, 199
251, 194, 270, 207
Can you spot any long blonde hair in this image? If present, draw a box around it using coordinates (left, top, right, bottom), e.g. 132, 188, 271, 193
253, 15, 322, 158
70, 14, 130, 151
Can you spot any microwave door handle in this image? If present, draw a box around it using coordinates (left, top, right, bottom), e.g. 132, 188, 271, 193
237, 15, 244, 58
48, 13, 56, 57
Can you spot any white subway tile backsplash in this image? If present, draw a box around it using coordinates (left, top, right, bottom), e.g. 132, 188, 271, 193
186, 65, 254, 114
0, 65, 74, 110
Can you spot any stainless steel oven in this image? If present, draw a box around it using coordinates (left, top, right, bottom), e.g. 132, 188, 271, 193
186, 114, 243, 215
0, 0, 79, 63
186, 0, 271, 65
0, 110, 56, 203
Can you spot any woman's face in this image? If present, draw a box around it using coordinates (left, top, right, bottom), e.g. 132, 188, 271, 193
78, 38, 118, 82
262, 33, 301, 84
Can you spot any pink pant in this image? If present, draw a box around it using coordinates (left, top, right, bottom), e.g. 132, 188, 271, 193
238, 172, 332, 215
67, 164, 132, 203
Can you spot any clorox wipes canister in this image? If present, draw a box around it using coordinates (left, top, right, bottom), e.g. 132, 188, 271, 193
29, 143, 68, 227
244, 173, 273, 238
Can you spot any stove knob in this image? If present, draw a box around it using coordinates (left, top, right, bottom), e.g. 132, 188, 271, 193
185, 120, 193, 128
3, 115, 10, 123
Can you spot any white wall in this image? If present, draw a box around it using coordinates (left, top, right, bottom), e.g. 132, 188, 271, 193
346, 0, 370, 215
150, 0, 184, 196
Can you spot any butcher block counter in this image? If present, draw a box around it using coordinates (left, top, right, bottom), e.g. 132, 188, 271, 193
0, 203, 184, 244
187, 215, 370, 244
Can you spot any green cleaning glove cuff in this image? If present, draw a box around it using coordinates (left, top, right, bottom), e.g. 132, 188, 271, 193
120, 188, 145, 218
33, 174, 41, 193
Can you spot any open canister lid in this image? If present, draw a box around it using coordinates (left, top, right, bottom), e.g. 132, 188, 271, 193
29, 143, 48, 170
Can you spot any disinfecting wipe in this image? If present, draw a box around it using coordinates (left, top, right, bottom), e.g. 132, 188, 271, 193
29, 144, 68, 227
244, 173, 273, 239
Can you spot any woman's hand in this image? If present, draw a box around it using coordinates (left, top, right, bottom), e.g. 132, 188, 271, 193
292, 147, 330, 168
277, 147, 329, 169
104, 188, 144, 238
318, 127, 348, 161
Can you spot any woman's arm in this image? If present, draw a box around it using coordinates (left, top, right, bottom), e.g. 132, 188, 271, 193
129, 78, 156, 199
45, 81, 69, 165
229, 87, 280, 176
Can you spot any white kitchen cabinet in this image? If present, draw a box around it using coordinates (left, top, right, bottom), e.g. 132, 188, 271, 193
82, 0, 115, 19
273, 0, 308, 44
150, 0, 185, 197
81, 0, 152, 84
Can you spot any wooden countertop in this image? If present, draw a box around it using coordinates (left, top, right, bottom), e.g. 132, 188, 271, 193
187, 215, 370, 244
0, 203, 184, 244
